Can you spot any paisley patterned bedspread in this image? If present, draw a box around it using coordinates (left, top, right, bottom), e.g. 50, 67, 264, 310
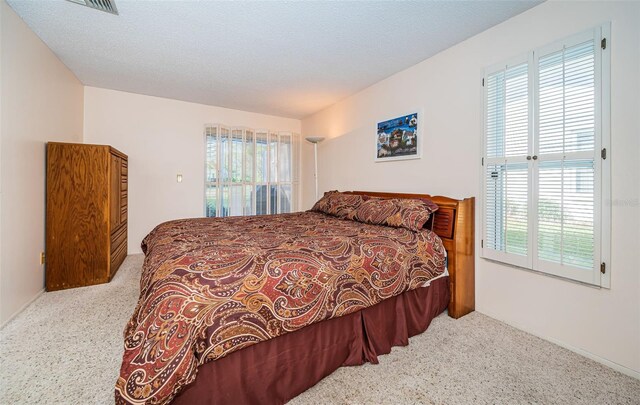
115, 211, 446, 404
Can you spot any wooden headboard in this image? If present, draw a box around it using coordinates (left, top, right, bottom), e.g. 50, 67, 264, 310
345, 191, 475, 319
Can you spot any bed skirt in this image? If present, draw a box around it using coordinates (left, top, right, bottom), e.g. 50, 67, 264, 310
172, 276, 450, 405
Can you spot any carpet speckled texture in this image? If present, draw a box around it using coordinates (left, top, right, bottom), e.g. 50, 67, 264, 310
1, 254, 639, 404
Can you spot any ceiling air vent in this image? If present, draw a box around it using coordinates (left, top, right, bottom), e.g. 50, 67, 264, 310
66, 0, 118, 15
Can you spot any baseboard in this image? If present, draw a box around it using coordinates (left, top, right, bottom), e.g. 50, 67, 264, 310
477, 309, 640, 380
0, 288, 45, 330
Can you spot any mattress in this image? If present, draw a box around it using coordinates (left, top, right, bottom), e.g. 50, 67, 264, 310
116, 211, 446, 404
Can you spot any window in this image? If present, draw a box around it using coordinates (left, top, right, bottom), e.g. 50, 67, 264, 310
482, 24, 610, 287
205, 125, 300, 218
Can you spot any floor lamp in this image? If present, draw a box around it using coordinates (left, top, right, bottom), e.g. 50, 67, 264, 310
305, 136, 325, 202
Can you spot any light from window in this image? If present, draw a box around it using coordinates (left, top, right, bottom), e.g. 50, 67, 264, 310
205, 125, 299, 218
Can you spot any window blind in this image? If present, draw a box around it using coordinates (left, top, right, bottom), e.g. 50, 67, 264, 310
482, 24, 609, 286
483, 61, 531, 268
205, 125, 299, 218
534, 35, 599, 283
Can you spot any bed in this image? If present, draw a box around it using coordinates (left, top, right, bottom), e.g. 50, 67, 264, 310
115, 191, 474, 405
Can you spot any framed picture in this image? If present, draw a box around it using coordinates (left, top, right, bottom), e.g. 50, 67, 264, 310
375, 112, 421, 162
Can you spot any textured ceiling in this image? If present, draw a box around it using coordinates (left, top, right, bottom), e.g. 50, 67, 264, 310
7, 0, 542, 119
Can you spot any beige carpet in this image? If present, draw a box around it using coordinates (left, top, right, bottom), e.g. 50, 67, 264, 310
1, 255, 638, 404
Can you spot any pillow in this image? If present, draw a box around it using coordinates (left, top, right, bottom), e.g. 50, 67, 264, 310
352, 197, 439, 231
311, 191, 367, 219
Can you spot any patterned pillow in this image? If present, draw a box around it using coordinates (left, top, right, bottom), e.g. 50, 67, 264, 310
311, 191, 368, 219
352, 197, 439, 231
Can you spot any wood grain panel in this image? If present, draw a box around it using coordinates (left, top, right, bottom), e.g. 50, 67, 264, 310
111, 224, 127, 254
46, 143, 110, 290
345, 191, 475, 319
46, 142, 128, 291
450, 197, 475, 318
110, 239, 127, 279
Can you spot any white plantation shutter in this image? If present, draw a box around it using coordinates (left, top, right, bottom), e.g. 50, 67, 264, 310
482, 24, 610, 287
537, 160, 595, 272
533, 30, 602, 284
483, 59, 532, 268
205, 125, 300, 218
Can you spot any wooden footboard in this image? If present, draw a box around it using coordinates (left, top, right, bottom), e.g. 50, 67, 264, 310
345, 191, 475, 319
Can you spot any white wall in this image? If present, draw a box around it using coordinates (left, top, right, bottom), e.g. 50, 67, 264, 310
0, 0, 4, 327
0, 1, 84, 325
83, 87, 301, 254
301, 1, 640, 376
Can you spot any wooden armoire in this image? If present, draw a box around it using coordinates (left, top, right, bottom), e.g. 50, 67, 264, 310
46, 142, 128, 291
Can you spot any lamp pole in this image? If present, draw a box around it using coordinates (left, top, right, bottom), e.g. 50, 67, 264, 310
305, 136, 325, 201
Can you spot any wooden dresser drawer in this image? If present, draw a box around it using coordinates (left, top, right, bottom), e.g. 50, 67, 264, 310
111, 238, 127, 274
111, 222, 127, 246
